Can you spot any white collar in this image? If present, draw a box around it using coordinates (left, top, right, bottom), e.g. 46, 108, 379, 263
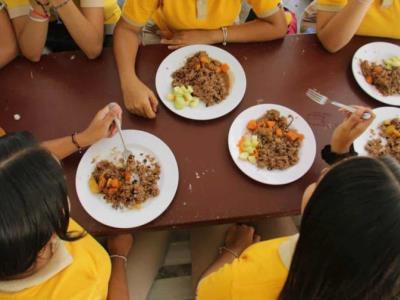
278, 234, 299, 269
0, 241, 73, 293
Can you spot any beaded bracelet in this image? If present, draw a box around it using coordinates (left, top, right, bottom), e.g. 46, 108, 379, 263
221, 27, 228, 46
219, 246, 238, 258
71, 132, 83, 154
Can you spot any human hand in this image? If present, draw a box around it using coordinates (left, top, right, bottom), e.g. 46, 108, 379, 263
123, 79, 158, 118
107, 234, 133, 257
224, 224, 260, 256
331, 106, 375, 154
160, 29, 222, 50
77, 103, 122, 147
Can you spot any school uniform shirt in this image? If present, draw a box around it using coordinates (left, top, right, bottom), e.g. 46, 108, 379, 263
0, 219, 111, 300
317, 0, 400, 39
4, 0, 120, 24
196, 234, 299, 300
122, 0, 288, 30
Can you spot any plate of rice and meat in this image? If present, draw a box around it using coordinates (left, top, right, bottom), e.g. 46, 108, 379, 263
352, 42, 400, 106
75, 130, 179, 228
228, 104, 316, 185
354, 106, 400, 163
156, 45, 246, 120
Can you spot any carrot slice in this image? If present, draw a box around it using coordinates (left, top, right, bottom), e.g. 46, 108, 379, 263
366, 75, 373, 84
286, 131, 299, 141
276, 128, 283, 137
215, 66, 222, 73
247, 120, 257, 130
220, 63, 230, 73
266, 121, 276, 128
110, 178, 120, 188
238, 138, 246, 152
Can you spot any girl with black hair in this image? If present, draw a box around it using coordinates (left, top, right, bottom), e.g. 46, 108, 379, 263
0, 103, 135, 300
195, 106, 400, 300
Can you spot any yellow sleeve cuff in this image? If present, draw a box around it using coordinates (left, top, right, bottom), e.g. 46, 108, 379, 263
7, 5, 29, 18
316, 0, 346, 11
248, 0, 281, 18
121, 0, 158, 28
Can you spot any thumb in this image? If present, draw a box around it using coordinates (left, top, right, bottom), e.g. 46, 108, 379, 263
149, 92, 159, 112
143, 102, 156, 119
95, 104, 111, 120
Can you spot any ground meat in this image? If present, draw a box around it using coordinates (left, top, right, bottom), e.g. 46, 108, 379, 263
365, 118, 400, 162
360, 60, 400, 96
91, 154, 160, 209
171, 51, 230, 106
255, 110, 302, 170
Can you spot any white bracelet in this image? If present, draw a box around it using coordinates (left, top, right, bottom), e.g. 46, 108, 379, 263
29, 14, 49, 22
110, 254, 128, 266
221, 27, 228, 46
29, 7, 49, 22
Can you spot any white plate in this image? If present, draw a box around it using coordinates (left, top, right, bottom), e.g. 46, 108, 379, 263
155, 45, 246, 120
75, 130, 179, 228
228, 104, 317, 185
352, 42, 400, 106
354, 106, 400, 156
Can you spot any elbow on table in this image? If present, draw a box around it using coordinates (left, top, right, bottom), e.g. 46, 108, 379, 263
23, 51, 42, 62
84, 44, 103, 60
317, 33, 343, 53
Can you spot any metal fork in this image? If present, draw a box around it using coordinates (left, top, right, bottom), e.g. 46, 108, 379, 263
306, 89, 371, 120
114, 118, 133, 163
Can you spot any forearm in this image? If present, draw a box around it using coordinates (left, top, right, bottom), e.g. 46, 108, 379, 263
0, 11, 18, 67
15, 13, 48, 62
226, 14, 287, 42
107, 259, 129, 300
41, 133, 91, 160
317, 0, 372, 52
199, 252, 236, 282
56, 3, 103, 59
113, 22, 140, 90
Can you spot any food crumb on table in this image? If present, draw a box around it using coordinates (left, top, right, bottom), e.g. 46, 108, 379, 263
188, 183, 192, 192
13, 114, 21, 121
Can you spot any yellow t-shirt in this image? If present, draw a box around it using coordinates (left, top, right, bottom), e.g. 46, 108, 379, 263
122, 0, 283, 30
4, 0, 120, 24
0, 219, 111, 300
317, 0, 400, 39
197, 236, 290, 300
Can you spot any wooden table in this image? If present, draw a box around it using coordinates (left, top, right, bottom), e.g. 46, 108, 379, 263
1, 35, 397, 235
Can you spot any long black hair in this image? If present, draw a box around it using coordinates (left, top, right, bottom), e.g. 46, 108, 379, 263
279, 156, 400, 300
0, 131, 84, 279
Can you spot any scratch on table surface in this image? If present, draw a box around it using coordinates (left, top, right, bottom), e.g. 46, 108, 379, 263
256, 99, 265, 104
188, 183, 192, 192
182, 201, 187, 206
30, 71, 34, 79
306, 112, 332, 128
301, 49, 305, 55
70, 55, 76, 60
243, 56, 248, 61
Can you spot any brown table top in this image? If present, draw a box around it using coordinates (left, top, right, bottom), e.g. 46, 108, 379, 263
1, 35, 398, 235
